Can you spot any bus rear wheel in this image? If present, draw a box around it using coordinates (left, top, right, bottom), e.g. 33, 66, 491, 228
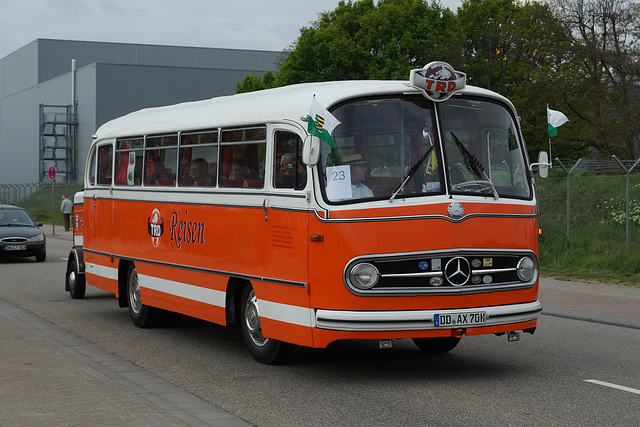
413, 337, 461, 354
240, 286, 292, 364
126, 264, 162, 328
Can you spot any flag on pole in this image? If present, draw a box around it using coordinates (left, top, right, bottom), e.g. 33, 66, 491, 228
308, 97, 341, 148
547, 107, 569, 138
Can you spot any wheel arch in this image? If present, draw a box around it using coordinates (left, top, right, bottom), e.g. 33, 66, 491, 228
117, 259, 133, 308
226, 276, 252, 326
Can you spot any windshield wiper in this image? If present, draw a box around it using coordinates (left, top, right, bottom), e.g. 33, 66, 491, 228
449, 132, 499, 200
390, 142, 437, 202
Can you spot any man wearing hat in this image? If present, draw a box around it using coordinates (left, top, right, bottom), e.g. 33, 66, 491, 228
342, 153, 374, 198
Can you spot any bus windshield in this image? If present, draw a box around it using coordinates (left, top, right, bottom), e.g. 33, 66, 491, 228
439, 98, 531, 199
320, 95, 532, 203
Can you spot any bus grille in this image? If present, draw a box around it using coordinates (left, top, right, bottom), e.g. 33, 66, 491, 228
344, 249, 538, 296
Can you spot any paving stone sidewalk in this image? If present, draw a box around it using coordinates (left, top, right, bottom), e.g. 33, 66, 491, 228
539, 277, 640, 329
0, 298, 248, 427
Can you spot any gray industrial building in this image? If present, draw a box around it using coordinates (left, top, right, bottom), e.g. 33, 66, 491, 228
0, 39, 281, 185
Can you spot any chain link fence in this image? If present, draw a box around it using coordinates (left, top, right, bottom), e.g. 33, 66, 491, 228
0, 182, 83, 224
537, 157, 640, 254
3, 158, 639, 254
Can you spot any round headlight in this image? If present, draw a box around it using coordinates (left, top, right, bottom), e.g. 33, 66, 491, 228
516, 256, 536, 282
349, 263, 379, 290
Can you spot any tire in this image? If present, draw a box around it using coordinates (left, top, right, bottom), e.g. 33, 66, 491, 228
35, 252, 46, 262
413, 337, 461, 354
67, 258, 86, 299
240, 286, 292, 364
126, 264, 162, 328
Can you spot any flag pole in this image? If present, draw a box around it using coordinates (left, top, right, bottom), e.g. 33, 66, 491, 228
547, 103, 552, 167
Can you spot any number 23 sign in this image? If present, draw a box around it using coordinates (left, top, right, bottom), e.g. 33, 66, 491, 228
326, 165, 351, 200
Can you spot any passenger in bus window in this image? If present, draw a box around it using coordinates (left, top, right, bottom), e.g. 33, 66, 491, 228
187, 158, 212, 186
223, 160, 249, 187
228, 161, 245, 180
276, 152, 295, 187
342, 154, 373, 198
276, 153, 307, 190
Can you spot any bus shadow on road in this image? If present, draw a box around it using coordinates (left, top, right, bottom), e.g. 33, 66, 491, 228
287, 337, 537, 381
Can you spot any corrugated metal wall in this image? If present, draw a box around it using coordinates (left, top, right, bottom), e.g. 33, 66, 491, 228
0, 39, 281, 184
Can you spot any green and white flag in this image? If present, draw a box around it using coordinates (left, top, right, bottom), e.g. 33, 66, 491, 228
547, 107, 569, 138
308, 97, 340, 148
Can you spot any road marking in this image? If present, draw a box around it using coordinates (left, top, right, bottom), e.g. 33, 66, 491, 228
585, 379, 640, 395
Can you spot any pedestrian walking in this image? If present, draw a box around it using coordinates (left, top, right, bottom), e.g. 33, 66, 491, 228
60, 195, 73, 231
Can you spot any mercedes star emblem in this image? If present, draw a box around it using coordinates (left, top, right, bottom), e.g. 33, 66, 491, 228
447, 201, 464, 219
445, 256, 471, 286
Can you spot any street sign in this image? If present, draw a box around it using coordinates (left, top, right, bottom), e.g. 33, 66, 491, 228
48, 166, 57, 180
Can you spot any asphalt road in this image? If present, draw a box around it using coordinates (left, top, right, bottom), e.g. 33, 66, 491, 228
1, 233, 639, 426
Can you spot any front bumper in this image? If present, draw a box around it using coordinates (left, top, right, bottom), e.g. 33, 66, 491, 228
316, 300, 542, 332
0, 242, 46, 258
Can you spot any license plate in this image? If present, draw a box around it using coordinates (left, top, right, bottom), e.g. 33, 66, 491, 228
4, 245, 27, 251
434, 311, 486, 327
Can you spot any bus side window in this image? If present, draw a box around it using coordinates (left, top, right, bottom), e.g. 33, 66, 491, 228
274, 131, 306, 190
179, 131, 218, 187
115, 138, 143, 186
220, 127, 266, 189
145, 135, 177, 186
87, 149, 97, 186
97, 144, 113, 186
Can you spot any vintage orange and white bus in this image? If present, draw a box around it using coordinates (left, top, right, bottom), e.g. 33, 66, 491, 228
65, 62, 546, 364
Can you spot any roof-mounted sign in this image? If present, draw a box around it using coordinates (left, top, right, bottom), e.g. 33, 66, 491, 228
409, 61, 466, 102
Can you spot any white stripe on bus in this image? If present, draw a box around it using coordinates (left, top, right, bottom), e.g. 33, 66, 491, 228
139, 274, 225, 308
85, 264, 315, 328
85, 262, 118, 280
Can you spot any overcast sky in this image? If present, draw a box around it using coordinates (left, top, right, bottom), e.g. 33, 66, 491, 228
0, 0, 462, 61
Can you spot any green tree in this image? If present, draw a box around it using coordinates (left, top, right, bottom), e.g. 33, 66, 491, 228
458, 0, 519, 91
236, 71, 278, 94
458, 0, 579, 158
506, 1, 577, 158
238, 0, 464, 90
550, 0, 640, 158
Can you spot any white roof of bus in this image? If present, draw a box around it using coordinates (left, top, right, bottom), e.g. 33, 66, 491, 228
93, 80, 512, 140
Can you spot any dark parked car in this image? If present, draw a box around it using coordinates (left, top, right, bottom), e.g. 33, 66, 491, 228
0, 204, 46, 262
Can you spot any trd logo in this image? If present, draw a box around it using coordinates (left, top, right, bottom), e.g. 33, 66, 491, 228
147, 208, 164, 247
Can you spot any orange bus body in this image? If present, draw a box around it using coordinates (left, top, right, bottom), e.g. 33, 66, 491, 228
66, 69, 543, 363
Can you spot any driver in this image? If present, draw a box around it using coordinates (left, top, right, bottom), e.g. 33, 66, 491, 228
342, 153, 374, 198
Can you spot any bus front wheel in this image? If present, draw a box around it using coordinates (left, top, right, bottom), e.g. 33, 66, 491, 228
240, 286, 292, 364
126, 264, 162, 328
413, 337, 461, 354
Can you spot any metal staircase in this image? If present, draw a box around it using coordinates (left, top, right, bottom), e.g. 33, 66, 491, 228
39, 104, 77, 183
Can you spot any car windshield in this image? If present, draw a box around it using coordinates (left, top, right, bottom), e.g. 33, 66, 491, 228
0, 209, 35, 226
319, 95, 531, 203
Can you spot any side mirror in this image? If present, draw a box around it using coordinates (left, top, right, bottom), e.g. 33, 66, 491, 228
302, 135, 321, 166
533, 151, 549, 178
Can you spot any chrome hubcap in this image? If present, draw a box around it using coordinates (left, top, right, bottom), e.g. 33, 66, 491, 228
129, 268, 142, 314
68, 270, 76, 288
244, 290, 268, 347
